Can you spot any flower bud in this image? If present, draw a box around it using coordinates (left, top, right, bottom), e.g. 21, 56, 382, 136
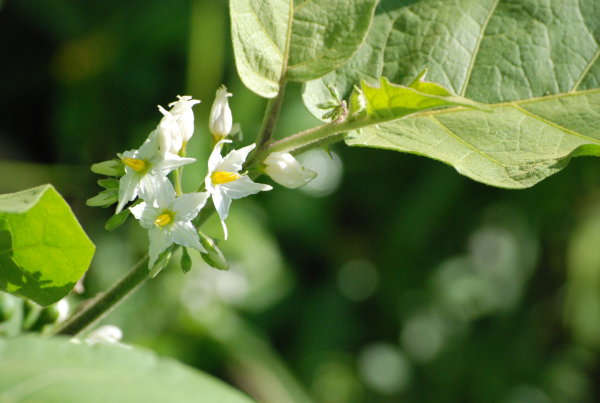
263, 152, 317, 189
157, 95, 200, 154
209, 85, 233, 141
198, 232, 229, 271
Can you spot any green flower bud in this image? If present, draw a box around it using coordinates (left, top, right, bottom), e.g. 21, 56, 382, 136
198, 232, 229, 271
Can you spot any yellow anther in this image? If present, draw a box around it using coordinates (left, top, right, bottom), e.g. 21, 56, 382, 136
154, 212, 173, 227
211, 171, 241, 185
122, 157, 148, 172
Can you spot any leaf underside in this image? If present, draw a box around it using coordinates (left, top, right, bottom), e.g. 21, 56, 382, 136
303, 0, 600, 188
230, 0, 377, 97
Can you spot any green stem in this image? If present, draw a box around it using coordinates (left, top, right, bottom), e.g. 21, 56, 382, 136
53, 255, 150, 337
267, 117, 370, 155
245, 80, 288, 169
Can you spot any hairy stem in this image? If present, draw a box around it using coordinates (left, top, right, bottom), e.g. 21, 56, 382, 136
53, 255, 150, 337
268, 117, 370, 155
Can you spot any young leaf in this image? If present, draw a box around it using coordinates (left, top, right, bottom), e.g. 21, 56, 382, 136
230, 0, 376, 97
0, 336, 255, 403
0, 185, 95, 306
361, 77, 485, 121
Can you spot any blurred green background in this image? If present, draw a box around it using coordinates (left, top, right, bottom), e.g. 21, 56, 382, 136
2, 1, 600, 402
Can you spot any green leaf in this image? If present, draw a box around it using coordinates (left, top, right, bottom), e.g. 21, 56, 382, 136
303, 0, 600, 188
230, 0, 376, 97
286, 0, 377, 81
361, 77, 485, 121
0, 185, 95, 306
347, 89, 600, 188
0, 336, 255, 403
230, 0, 292, 98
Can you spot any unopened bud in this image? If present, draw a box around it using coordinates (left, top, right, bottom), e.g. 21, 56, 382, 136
198, 232, 229, 271
264, 152, 317, 188
209, 85, 233, 141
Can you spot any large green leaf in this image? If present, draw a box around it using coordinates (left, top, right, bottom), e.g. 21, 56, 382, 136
348, 89, 600, 188
0, 185, 95, 306
230, 0, 376, 97
0, 336, 254, 403
302, 0, 600, 187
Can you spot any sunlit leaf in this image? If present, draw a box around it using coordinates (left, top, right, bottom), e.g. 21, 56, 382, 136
286, 0, 377, 81
0, 185, 95, 306
0, 336, 255, 403
348, 90, 600, 188
230, 0, 376, 97
303, 0, 600, 188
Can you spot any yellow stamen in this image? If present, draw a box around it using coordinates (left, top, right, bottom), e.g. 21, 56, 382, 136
122, 157, 148, 172
211, 171, 241, 185
154, 212, 173, 227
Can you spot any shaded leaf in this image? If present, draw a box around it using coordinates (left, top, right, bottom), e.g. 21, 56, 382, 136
0, 185, 95, 306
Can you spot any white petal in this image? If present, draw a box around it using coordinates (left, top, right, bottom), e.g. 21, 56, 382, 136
137, 130, 161, 160
148, 227, 173, 269
172, 192, 210, 221
222, 175, 272, 199
264, 152, 317, 188
211, 188, 232, 222
129, 201, 147, 220
142, 176, 176, 208
154, 154, 195, 173
157, 115, 182, 155
116, 174, 139, 213
170, 222, 206, 252
208, 139, 231, 171
217, 143, 255, 172
209, 85, 233, 137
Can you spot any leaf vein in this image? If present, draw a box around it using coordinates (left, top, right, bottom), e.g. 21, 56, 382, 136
428, 115, 506, 168
460, 0, 500, 96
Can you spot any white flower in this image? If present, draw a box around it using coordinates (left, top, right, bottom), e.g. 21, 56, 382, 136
263, 152, 317, 188
117, 131, 195, 213
130, 178, 210, 268
205, 140, 272, 239
157, 95, 200, 154
209, 85, 233, 141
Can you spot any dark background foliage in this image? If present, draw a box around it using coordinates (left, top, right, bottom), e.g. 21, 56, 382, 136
1, 1, 600, 402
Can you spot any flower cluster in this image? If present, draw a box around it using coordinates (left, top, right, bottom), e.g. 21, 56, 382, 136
90, 86, 316, 273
